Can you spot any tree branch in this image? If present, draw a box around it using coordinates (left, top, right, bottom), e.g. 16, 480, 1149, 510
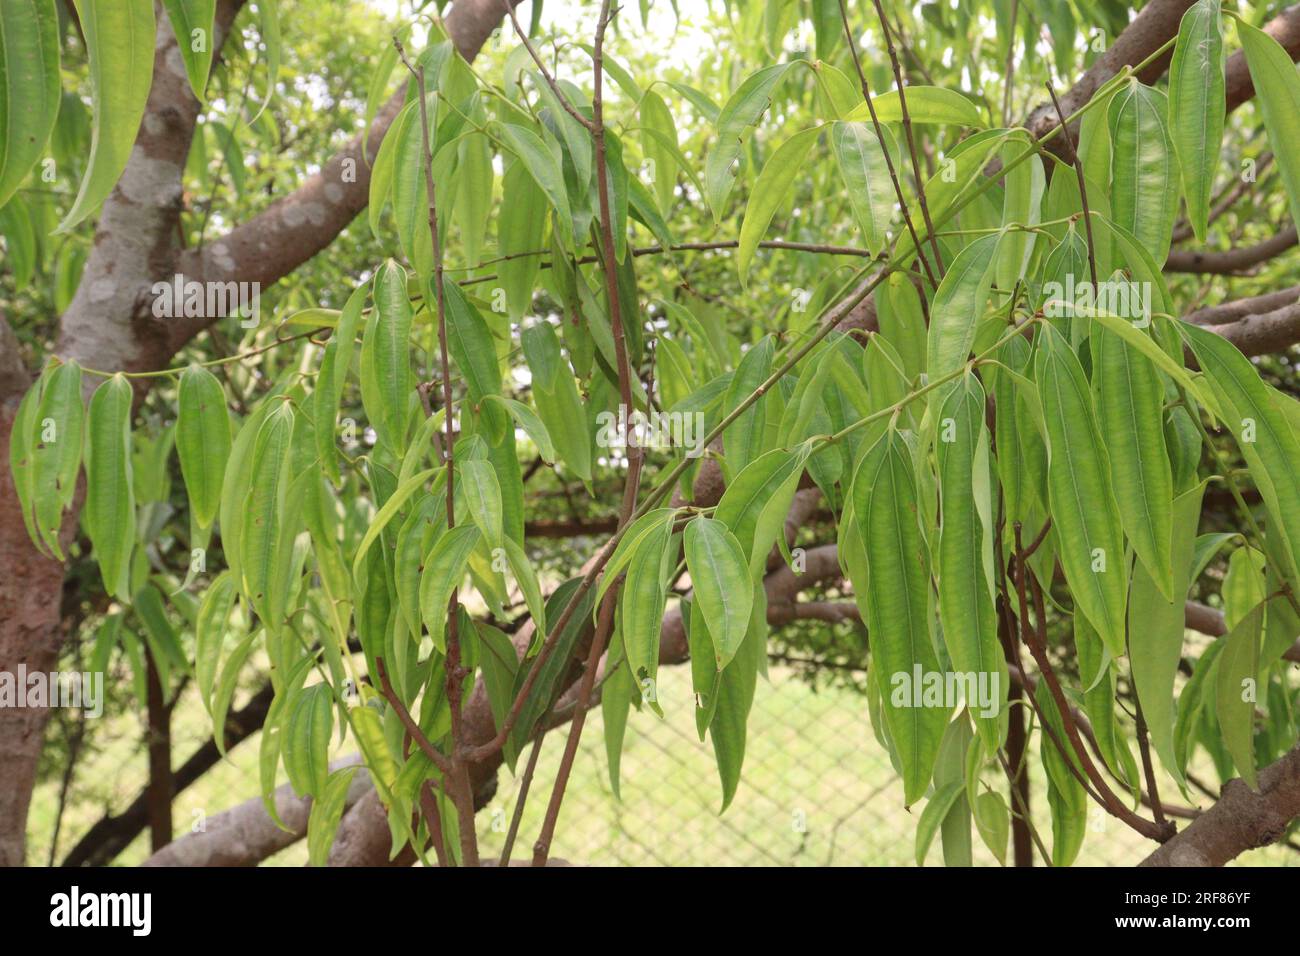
1141, 740, 1300, 866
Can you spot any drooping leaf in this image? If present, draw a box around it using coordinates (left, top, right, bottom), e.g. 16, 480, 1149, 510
59, 0, 156, 231
684, 516, 753, 669
0, 0, 61, 209
1035, 324, 1127, 657
1167, 0, 1225, 242
84, 374, 135, 599
177, 364, 232, 530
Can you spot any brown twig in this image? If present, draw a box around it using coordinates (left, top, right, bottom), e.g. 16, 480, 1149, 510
394, 36, 481, 866
836, 0, 940, 290
1045, 80, 1098, 289
531, 0, 645, 867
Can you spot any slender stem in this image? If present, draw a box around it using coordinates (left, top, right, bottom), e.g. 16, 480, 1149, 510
1045, 80, 1098, 289
395, 38, 481, 866
870, 0, 944, 277
531, 0, 641, 867
836, 0, 939, 290
499, 728, 546, 866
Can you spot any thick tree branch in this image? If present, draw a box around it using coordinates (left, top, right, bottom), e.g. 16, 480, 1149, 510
175, 0, 521, 347
141, 756, 366, 867
1141, 740, 1300, 866
1164, 226, 1298, 275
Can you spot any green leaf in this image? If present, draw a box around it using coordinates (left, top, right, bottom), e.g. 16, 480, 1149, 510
249, 0, 280, 123
482, 395, 554, 464
366, 260, 414, 453
1035, 324, 1127, 657
285, 683, 333, 798
1167, 0, 1224, 242
684, 517, 754, 669
709, 583, 766, 810
595, 508, 678, 608
639, 89, 679, 214
715, 443, 811, 574
161, 0, 217, 103
307, 766, 357, 866
240, 402, 295, 626
1215, 603, 1264, 790
444, 280, 502, 406
1108, 81, 1179, 266
314, 284, 367, 484
831, 120, 897, 256
458, 458, 503, 550
1239, 19, 1300, 233
521, 322, 592, 483
84, 374, 135, 599
936, 373, 1006, 749
496, 121, 574, 248
498, 159, 547, 320
619, 513, 674, 704
0, 0, 61, 209
704, 63, 795, 221
59, 0, 155, 231
419, 524, 481, 653
1184, 323, 1300, 586
915, 781, 964, 865
1128, 481, 1205, 785
844, 86, 983, 127
736, 125, 822, 281
350, 467, 440, 580
32, 360, 84, 559
211, 628, 258, 756
720, 336, 774, 481
926, 233, 1000, 384
195, 571, 236, 714
973, 791, 1010, 865
1094, 328, 1174, 595
851, 428, 946, 805
176, 365, 231, 530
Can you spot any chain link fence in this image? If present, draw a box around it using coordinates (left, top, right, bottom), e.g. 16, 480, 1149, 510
477, 665, 1297, 867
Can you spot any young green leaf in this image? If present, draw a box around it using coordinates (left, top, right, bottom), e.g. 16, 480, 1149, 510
1094, 327, 1174, 596
926, 233, 1000, 384
32, 360, 84, 559
684, 516, 753, 669
736, 125, 822, 282
240, 402, 295, 626
1128, 481, 1205, 784
161, 0, 217, 103
851, 429, 946, 806
1214, 603, 1264, 791
1036, 324, 1128, 657
367, 260, 414, 453
284, 683, 333, 798
1239, 19, 1300, 232
84, 374, 135, 599
177, 364, 232, 530
704, 63, 795, 221
458, 458, 503, 550
831, 120, 897, 256
1108, 81, 1179, 267
936, 373, 1006, 749
1167, 0, 1225, 242
0, 0, 61, 210
419, 524, 482, 653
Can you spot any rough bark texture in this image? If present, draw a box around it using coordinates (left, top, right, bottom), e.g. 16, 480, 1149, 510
1141, 741, 1300, 866
142, 756, 366, 866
